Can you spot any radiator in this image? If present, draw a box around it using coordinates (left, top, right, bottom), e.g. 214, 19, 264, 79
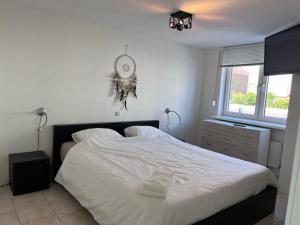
268, 141, 283, 168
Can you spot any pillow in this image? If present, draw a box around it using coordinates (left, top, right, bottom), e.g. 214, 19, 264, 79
72, 128, 123, 143
124, 126, 168, 137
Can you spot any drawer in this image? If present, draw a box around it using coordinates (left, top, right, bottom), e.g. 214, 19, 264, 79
202, 128, 218, 139
218, 134, 259, 149
218, 145, 236, 157
201, 137, 220, 152
219, 125, 259, 139
218, 141, 257, 162
218, 143, 241, 158
238, 152, 257, 163
202, 121, 219, 133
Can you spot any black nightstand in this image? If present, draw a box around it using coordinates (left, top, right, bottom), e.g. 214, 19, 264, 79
9, 151, 50, 195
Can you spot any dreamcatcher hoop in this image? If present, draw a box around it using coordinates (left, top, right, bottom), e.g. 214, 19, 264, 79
114, 54, 136, 79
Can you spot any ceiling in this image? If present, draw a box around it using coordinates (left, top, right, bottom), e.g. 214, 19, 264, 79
12, 0, 300, 48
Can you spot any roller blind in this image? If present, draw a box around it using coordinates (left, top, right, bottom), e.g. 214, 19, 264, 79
220, 43, 264, 67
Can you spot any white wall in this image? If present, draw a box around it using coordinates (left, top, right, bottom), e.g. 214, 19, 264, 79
198, 49, 220, 126
0, 2, 204, 185
280, 75, 300, 193
285, 117, 300, 225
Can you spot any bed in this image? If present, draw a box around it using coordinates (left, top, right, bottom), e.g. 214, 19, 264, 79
52, 120, 277, 225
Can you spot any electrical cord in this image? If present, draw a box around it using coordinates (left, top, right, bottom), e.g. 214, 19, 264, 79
166, 113, 172, 134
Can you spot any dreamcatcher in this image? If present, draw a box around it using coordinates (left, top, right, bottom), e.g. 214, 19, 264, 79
112, 45, 137, 110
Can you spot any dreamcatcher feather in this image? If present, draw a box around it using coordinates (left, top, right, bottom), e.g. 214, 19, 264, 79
111, 46, 137, 110
112, 73, 137, 110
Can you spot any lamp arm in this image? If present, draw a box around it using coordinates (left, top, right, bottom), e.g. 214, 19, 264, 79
170, 110, 182, 125
38, 113, 48, 132
37, 113, 47, 151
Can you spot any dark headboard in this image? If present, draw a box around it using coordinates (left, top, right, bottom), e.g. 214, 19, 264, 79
52, 120, 159, 178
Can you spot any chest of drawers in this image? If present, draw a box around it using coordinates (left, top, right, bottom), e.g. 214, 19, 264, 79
201, 119, 270, 166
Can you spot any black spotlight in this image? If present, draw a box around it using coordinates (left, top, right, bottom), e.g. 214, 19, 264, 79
177, 24, 184, 31
169, 17, 176, 29
169, 11, 192, 31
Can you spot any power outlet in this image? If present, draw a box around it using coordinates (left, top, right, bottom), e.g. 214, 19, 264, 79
212, 100, 216, 107
114, 111, 120, 116
0, 183, 8, 188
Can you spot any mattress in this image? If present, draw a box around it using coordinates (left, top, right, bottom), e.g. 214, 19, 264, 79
60, 142, 76, 161
55, 135, 277, 225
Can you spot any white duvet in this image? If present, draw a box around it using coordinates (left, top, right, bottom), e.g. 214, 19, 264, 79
55, 135, 277, 225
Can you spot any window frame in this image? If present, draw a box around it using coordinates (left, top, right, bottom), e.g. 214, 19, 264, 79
222, 65, 290, 124
258, 75, 290, 124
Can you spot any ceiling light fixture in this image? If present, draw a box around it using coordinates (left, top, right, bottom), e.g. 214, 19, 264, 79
169, 11, 193, 31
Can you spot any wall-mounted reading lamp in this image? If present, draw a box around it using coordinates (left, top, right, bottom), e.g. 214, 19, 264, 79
165, 108, 182, 125
36, 107, 48, 151
165, 108, 182, 134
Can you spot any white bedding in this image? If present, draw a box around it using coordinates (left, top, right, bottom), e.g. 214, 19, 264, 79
55, 135, 277, 225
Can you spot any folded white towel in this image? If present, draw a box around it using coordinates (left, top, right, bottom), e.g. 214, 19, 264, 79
143, 180, 168, 193
137, 170, 173, 199
137, 186, 167, 199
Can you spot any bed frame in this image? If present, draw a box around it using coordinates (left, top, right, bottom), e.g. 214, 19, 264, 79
52, 120, 277, 225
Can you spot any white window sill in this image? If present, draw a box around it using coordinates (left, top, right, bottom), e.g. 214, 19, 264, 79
211, 115, 286, 130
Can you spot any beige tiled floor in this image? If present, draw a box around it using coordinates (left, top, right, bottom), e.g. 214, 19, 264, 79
255, 192, 288, 225
0, 183, 288, 225
0, 184, 97, 225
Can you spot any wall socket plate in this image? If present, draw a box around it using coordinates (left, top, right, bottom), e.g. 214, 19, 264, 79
212, 100, 216, 107
0, 183, 8, 188
114, 111, 120, 116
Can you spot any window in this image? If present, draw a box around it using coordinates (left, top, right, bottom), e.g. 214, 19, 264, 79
222, 65, 292, 123
224, 65, 260, 117
219, 43, 293, 124
263, 74, 292, 120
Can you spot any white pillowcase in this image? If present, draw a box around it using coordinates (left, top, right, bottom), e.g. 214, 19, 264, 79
124, 126, 168, 138
72, 128, 123, 143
